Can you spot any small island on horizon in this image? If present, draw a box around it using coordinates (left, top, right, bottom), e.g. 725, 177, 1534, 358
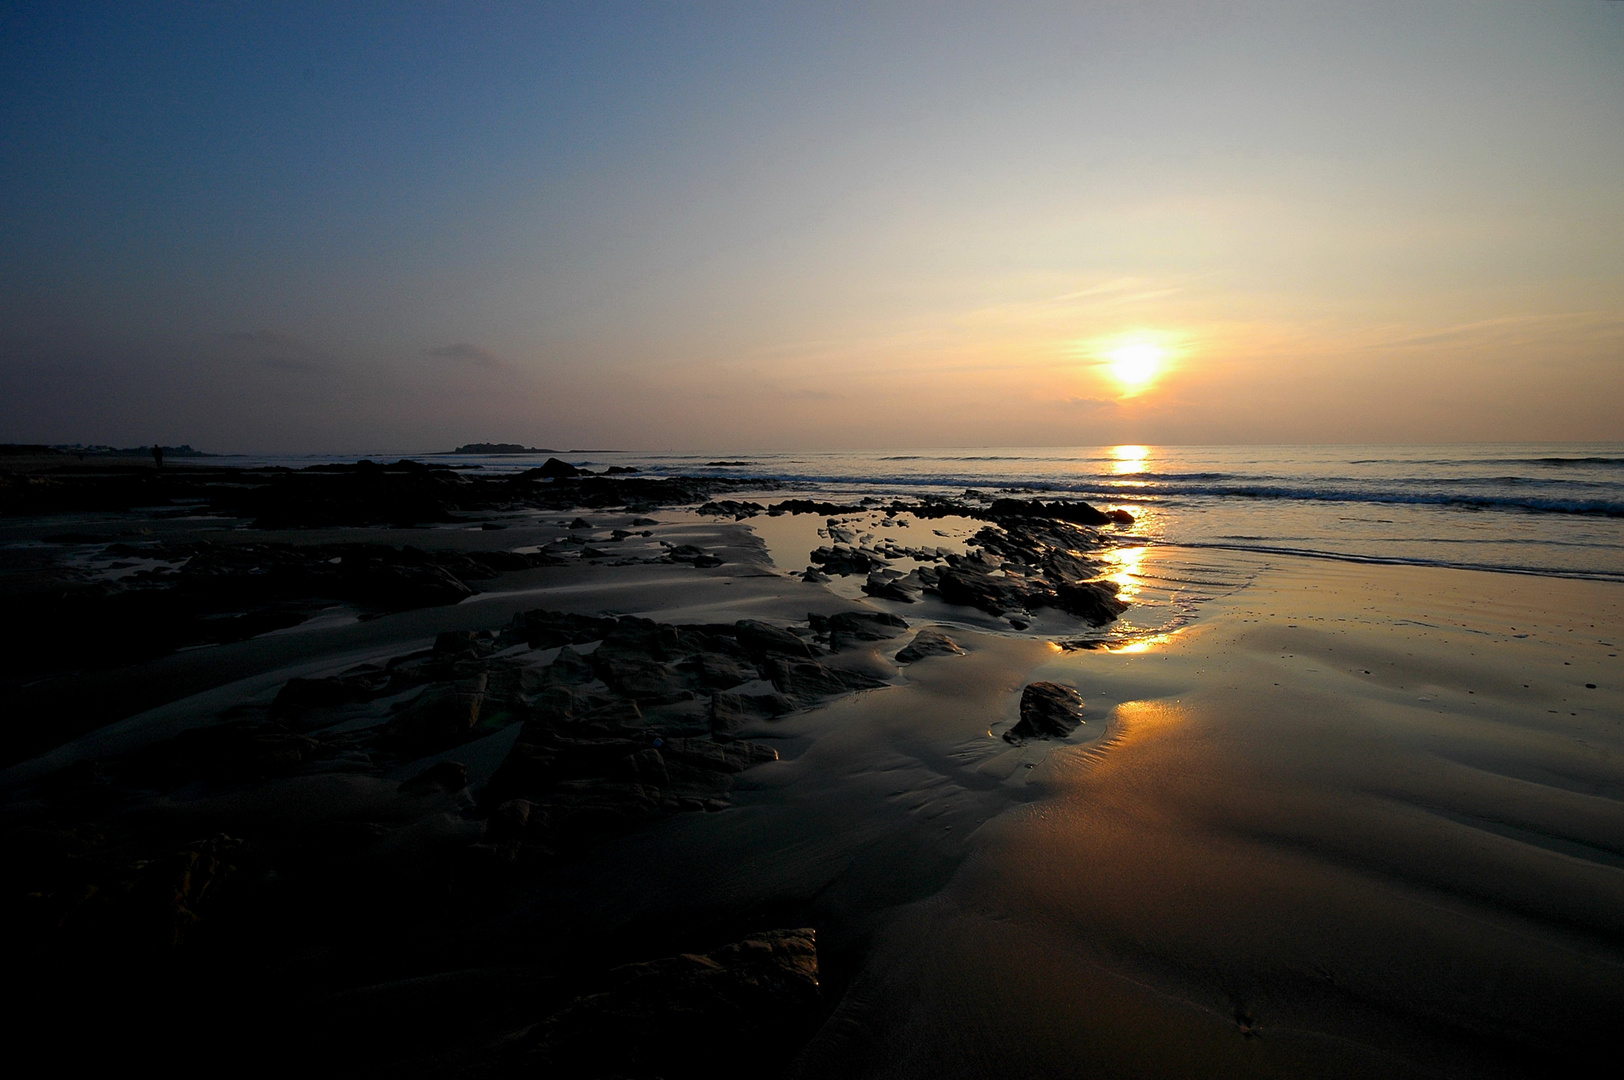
446, 442, 558, 455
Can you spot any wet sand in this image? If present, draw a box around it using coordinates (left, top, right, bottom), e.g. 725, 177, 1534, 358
780, 556, 1624, 1077
3, 481, 1620, 1075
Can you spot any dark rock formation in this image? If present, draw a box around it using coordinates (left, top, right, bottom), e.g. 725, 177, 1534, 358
1006, 681, 1086, 742
538, 457, 586, 478
825, 610, 910, 650
699, 499, 766, 518
525, 928, 821, 1078
763, 656, 889, 705
895, 628, 965, 663
988, 497, 1114, 526
735, 619, 819, 660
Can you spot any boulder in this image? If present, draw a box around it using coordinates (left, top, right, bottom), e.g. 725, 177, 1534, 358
1052, 580, 1129, 625
895, 628, 965, 664
827, 610, 909, 639
861, 574, 919, 603
1005, 681, 1085, 742
540, 458, 585, 479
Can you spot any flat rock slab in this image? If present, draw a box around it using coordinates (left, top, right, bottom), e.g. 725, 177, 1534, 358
1005, 681, 1085, 742
764, 657, 889, 704
895, 628, 965, 664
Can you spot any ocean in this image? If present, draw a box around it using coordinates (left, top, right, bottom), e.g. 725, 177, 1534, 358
227, 443, 1624, 584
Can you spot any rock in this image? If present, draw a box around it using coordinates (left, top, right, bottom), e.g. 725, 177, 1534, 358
763, 657, 888, 703
1005, 681, 1085, 742
827, 610, 908, 639
385, 675, 487, 753
620, 747, 670, 787
692, 553, 724, 568
520, 645, 597, 694
140, 721, 319, 782
933, 565, 1015, 615
809, 545, 889, 575
1106, 508, 1135, 525
433, 630, 480, 655
271, 675, 373, 716
861, 573, 919, 603
344, 556, 475, 609
680, 651, 759, 690
828, 609, 911, 648
567, 516, 591, 530
895, 628, 965, 663
501, 609, 619, 650
988, 497, 1113, 526
698, 500, 765, 518
735, 619, 818, 660
540, 458, 585, 479
1052, 580, 1129, 625
593, 654, 695, 703
801, 568, 832, 583
526, 928, 821, 1078
660, 737, 778, 774
399, 760, 469, 795
630, 517, 659, 526
709, 692, 794, 737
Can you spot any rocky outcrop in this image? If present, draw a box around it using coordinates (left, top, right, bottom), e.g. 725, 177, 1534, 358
525, 928, 822, 1078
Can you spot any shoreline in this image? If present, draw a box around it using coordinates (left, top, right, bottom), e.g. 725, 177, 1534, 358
1, 462, 1619, 1076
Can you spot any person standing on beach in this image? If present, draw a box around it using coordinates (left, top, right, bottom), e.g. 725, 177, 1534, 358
152, 444, 163, 468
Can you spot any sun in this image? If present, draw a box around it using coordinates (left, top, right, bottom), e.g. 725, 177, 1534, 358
1104, 340, 1166, 392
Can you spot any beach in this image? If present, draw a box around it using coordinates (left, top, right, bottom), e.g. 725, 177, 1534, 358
2, 453, 1620, 1076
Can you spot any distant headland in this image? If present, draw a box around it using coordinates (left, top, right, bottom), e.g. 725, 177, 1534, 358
447, 442, 558, 454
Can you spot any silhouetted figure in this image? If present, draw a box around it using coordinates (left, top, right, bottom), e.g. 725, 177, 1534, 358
152, 444, 163, 468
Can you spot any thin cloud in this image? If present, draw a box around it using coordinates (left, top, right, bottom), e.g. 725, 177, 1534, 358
224, 329, 312, 351
1363, 312, 1624, 351
222, 329, 330, 372
258, 355, 323, 373
427, 342, 506, 368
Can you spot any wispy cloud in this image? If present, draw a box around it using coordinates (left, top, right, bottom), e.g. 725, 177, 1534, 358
1050, 278, 1184, 306
1362, 312, 1624, 351
222, 329, 329, 372
427, 342, 506, 368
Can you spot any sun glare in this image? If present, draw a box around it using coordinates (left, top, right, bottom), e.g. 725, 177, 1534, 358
1105, 341, 1165, 392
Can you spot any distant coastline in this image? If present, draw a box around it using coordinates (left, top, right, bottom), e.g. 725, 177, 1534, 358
444, 442, 558, 455
1, 443, 216, 458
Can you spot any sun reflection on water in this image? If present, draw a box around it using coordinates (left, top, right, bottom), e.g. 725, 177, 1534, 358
1110, 632, 1180, 654
1105, 545, 1147, 601
1112, 445, 1150, 475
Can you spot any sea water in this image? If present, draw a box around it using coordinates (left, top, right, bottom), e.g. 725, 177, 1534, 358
222, 444, 1624, 583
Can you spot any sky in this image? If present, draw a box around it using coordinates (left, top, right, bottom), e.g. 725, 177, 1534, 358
2, 1, 1621, 453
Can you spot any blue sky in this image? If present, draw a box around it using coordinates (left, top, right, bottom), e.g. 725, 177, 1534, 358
3, 2, 1621, 452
